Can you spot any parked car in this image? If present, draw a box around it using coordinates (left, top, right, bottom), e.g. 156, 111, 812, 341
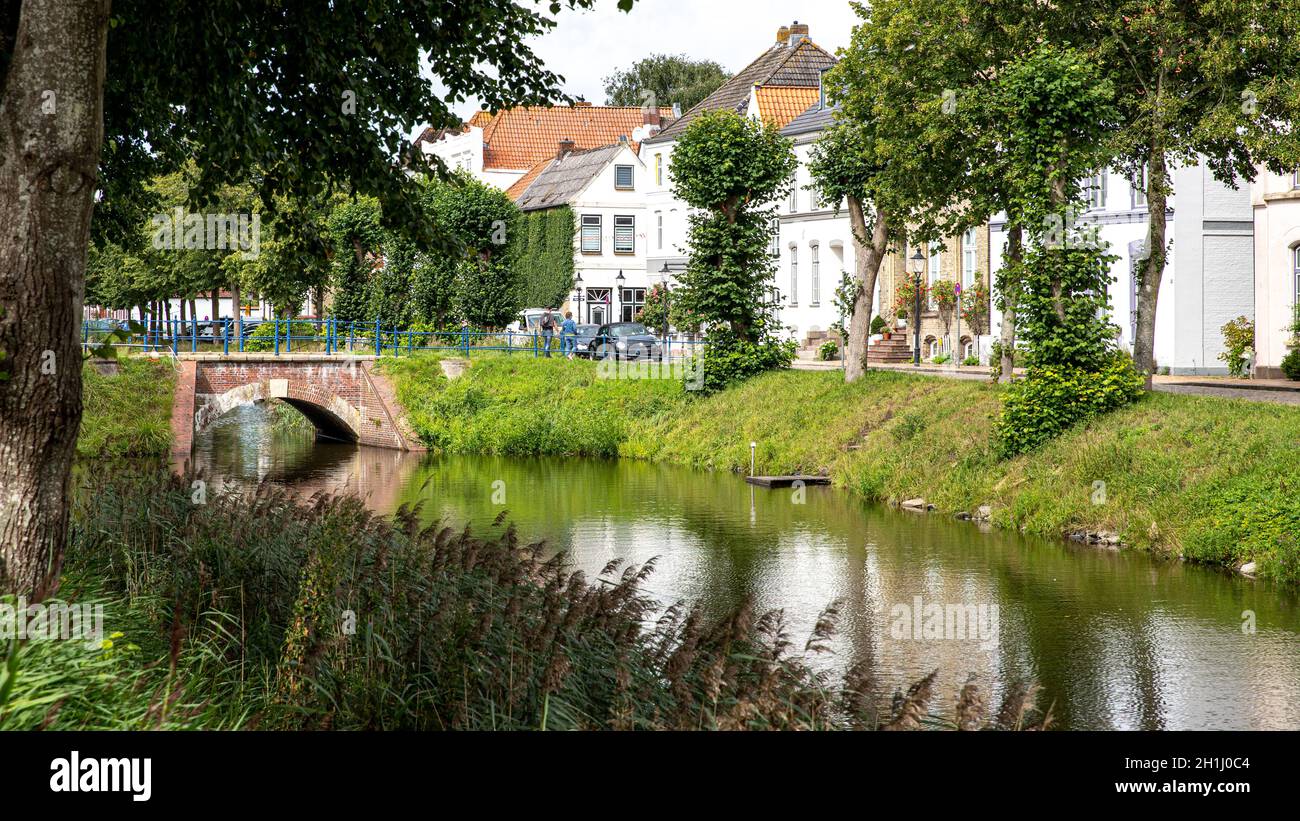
573, 324, 600, 358
588, 322, 662, 361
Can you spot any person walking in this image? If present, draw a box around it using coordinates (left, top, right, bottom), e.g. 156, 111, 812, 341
560, 311, 577, 360
539, 308, 557, 358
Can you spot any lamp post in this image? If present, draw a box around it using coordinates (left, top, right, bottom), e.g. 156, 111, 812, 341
615, 270, 625, 323
909, 249, 925, 366
659, 262, 672, 359
573, 272, 584, 324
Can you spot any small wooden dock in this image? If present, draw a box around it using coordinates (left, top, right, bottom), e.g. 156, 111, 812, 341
745, 475, 831, 488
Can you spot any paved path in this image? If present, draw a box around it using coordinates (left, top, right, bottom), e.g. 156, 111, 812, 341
793, 359, 1300, 405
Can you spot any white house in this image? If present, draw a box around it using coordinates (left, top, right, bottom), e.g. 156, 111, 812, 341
989, 160, 1255, 375
511, 142, 654, 324
1252, 166, 1300, 378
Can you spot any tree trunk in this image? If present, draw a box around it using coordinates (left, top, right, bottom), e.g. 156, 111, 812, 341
998, 225, 1023, 383
211, 288, 219, 323
844, 196, 890, 382
1133, 143, 1168, 390
0, 0, 110, 598
233, 279, 243, 341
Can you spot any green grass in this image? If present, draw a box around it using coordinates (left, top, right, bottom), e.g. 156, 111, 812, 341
382, 357, 1300, 581
79, 357, 176, 458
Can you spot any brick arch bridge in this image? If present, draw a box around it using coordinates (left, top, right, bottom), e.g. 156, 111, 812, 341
170, 354, 424, 464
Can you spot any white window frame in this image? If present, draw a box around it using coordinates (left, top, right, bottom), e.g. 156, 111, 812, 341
789, 245, 799, 306
767, 217, 779, 258
581, 214, 602, 254
656, 212, 663, 250
788, 175, 798, 213
613, 215, 635, 254
614, 164, 635, 190
962, 229, 977, 288
1132, 166, 1148, 208
655, 154, 663, 187
928, 245, 941, 309
810, 242, 821, 306
1087, 171, 1108, 210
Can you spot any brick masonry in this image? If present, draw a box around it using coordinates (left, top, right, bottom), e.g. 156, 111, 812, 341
170, 355, 424, 468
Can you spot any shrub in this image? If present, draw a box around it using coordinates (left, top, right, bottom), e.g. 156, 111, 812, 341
993, 354, 1144, 459
1281, 348, 1300, 381
244, 320, 320, 352
818, 340, 839, 361
1217, 315, 1254, 377
870, 315, 887, 335
932, 353, 951, 365
699, 333, 796, 393
963, 355, 980, 367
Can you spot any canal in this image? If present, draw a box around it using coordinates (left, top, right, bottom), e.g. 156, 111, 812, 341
192, 402, 1300, 730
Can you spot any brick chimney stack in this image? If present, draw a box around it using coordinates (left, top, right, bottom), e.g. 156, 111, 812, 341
557, 138, 575, 159
789, 21, 809, 46
643, 106, 661, 128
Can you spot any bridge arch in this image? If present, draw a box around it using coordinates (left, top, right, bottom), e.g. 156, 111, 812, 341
170, 355, 423, 465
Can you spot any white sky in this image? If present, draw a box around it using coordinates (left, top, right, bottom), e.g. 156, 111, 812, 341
437, 0, 862, 123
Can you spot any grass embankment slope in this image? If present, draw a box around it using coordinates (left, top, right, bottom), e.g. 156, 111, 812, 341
381, 356, 1300, 581
79, 357, 176, 458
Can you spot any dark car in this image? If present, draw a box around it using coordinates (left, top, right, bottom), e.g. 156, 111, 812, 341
573, 324, 600, 358
588, 322, 662, 361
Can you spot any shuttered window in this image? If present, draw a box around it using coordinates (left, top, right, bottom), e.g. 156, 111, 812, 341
581, 215, 602, 253
615, 165, 634, 189
614, 215, 634, 253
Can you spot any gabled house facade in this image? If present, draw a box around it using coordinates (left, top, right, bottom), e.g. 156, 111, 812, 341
510, 142, 653, 324
1252, 166, 1300, 378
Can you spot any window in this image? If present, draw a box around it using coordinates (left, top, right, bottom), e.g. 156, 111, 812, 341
620, 288, 646, 322
1132, 166, 1148, 208
928, 245, 941, 309
1293, 168, 1300, 190
1087, 171, 1107, 210
810, 243, 821, 306
655, 154, 663, 187
614, 215, 635, 253
615, 165, 635, 189
768, 218, 780, 258
962, 228, 977, 288
581, 215, 602, 253
1294, 246, 1300, 310
788, 175, 798, 213
656, 212, 663, 250
789, 246, 798, 306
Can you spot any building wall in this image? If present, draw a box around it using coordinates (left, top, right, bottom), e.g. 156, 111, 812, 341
1252, 167, 1300, 378
563, 147, 655, 325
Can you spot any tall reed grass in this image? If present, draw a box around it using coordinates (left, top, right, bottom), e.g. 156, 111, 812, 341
2, 467, 1050, 730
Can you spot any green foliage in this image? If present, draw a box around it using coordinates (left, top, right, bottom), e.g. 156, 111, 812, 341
960, 279, 990, 337
1014, 245, 1121, 372
244, 321, 321, 352
1281, 348, 1300, 381
893, 278, 924, 320
1217, 315, 1255, 377
818, 341, 840, 361
870, 315, 888, 335
509, 206, 575, 309
636, 283, 670, 331
931, 279, 958, 336
453, 259, 520, 329
602, 53, 727, 113
994, 355, 1145, 459
669, 110, 796, 389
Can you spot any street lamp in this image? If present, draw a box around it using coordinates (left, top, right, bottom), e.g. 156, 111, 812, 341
909, 248, 925, 366
573, 272, 584, 324
954, 282, 962, 368
658, 262, 672, 354
615, 270, 626, 322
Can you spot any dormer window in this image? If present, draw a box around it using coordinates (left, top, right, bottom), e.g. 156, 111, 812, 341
615, 164, 635, 189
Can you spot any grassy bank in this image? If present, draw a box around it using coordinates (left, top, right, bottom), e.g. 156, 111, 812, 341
381, 356, 1300, 581
79, 357, 176, 458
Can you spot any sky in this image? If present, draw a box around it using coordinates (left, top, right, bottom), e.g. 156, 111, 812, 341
438, 0, 863, 123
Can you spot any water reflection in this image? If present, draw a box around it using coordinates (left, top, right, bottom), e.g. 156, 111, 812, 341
193, 404, 1300, 730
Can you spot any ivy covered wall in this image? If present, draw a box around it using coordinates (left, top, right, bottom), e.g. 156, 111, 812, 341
510, 206, 576, 309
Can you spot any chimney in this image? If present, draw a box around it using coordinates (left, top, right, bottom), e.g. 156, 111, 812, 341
557, 138, 575, 159
790, 21, 809, 46
776, 25, 790, 46
618, 134, 629, 146
643, 106, 661, 128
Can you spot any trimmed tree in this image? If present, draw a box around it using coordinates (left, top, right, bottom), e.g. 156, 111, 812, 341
669, 110, 796, 391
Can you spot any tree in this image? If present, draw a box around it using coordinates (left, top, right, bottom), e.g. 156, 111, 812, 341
670, 110, 796, 390
0, 0, 636, 598
1056, 0, 1300, 387
603, 53, 728, 113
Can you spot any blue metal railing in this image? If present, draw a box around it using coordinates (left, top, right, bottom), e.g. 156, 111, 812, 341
80, 318, 708, 362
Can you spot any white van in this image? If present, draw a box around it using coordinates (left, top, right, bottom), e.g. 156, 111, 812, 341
506, 308, 565, 338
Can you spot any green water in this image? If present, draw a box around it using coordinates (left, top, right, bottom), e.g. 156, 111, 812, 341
193, 403, 1300, 730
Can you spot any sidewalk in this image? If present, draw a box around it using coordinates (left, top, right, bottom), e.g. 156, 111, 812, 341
792, 357, 1300, 404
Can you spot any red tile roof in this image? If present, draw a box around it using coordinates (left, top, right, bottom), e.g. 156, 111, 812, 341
753, 86, 822, 130
477, 104, 675, 171
505, 158, 552, 202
